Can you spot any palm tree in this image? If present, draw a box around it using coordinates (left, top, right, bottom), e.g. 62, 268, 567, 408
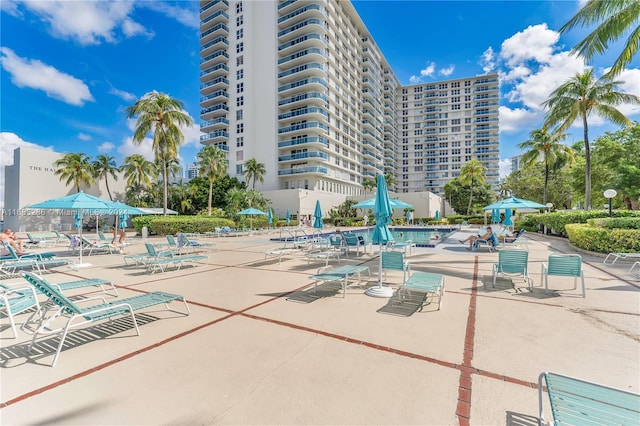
225, 187, 246, 214
560, 0, 640, 77
459, 159, 487, 215
518, 129, 575, 205
197, 146, 227, 215
362, 178, 376, 194
92, 154, 119, 200
384, 173, 396, 189
125, 91, 194, 215
53, 153, 95, 192
542, 69, 640, 209
121, 154, 157, 206
243, 158, 266, 189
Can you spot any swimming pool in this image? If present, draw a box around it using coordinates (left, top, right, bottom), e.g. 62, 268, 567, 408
351, 227, 456, 247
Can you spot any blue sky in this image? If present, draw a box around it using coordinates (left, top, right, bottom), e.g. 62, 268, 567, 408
1, 0, 639, 206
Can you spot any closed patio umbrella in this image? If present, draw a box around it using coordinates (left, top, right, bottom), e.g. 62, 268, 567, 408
267, 208, 273, 227
491, 208, 501, 224
503, 208, 513, 227
435, 210, 440, 222
368, 174, 395, 298
313, 200, 323, 231
285, 209, 291, 225
406, 210, 411, 224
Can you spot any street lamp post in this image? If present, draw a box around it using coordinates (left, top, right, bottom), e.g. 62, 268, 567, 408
604, 189, 617, 218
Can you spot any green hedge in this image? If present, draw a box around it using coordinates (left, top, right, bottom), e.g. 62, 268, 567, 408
132, 216, 236, 236
520, 210, 640, 237
586, 217, 640, 230
565, 223, 640, 253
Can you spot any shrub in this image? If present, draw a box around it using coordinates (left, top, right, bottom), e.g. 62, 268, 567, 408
522, 210, 640, 237
565, 223, 640, 253
136, 215, 236, 236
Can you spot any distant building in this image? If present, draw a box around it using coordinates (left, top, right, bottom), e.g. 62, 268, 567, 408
186, 163, 200, 180
198, 0, 500, 209
511, 155, 523, 174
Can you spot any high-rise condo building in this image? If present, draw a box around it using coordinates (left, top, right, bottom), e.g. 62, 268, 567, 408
199, 0, 499, 202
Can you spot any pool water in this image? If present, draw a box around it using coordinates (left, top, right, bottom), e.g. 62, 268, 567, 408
351, 227, 455, 247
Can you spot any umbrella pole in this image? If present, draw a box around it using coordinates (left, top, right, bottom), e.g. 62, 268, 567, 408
76, 209, 92, 268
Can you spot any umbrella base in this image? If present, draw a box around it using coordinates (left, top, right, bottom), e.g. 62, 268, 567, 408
365, 285, 394, 298
75, 262, 93, 269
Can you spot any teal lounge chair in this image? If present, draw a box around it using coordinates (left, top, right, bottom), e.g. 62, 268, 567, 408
492, 249, 530, 289
177, 233, 215, 252
80, 236, 114, 256
473, 232, 499, 252
21, 271, 190, 367
541, 254, 585, 298
2, 244, 74, 275
343, 233, 367, 256
1, 282, 40, 338
381, 251, 411, 286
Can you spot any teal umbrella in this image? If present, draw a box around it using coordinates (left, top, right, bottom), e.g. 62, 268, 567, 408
285, 208, 291, 225
267, 208, 273, 226
238, 207, 267, 230
368, 174, 395, 298
483, 197, 546, 210
313, 200, 323, 230
503, 208, 513, 226
27, 191, 145, 267
491, 208, 501, 223
354, 197, 412, 209
435, 210, 440, 222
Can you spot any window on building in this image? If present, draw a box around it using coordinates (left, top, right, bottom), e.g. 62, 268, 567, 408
237, 69, 243, 80
237, 55, 244, 66
237, 82, 244, 93
236, 1, 243, 13
236, 151, 243, 161
236, 164, 243, 175
236, 15, 243, 26
237, 123, 244, 133
236, 110, 243, 120
236, 42, 244, 54
237, 96, 244, 107
236, 29, 243, 40
236, 137, 244, 147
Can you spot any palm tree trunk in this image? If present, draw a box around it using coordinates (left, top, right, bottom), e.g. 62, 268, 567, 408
543, 164, 549, 205
105, 177, 113, 200
582, 113, 591, 209
208, 180, 213, 216
163, 160, 168, 216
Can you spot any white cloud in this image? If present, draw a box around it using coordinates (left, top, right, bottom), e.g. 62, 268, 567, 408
78, 133, 91, 141
108, 87, 137, 102
499, 158, 512, 178
140, 2, 199, 29
439, 65, 455, 76
408, 75, 422, 84
98, 142, 115, 153
499, 23, 560, 68
498, 106, 541, 133
8, 0, 152, 45
613, 68, 640, 117
0, 132, 54, 209
480, 47, 496, 73
420, 62, 436, 77
0, 47, 94, 106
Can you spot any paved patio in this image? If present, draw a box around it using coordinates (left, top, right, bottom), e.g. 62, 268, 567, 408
1, 228, 639, 425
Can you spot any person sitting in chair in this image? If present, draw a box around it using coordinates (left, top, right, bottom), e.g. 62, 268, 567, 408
459, 227, 493, 251
504, 229, 522, 243
1, 229, 25, 253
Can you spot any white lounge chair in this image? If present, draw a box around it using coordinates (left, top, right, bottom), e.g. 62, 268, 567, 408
603, 252, 640, 266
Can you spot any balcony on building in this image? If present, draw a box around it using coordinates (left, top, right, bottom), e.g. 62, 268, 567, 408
200, 63, 229, 83
200, 90, 229, 108
278, 3, 325, 26
278, 33, 324, 55
277, 121, 328, 135
200, 36, 229, 57
200, 23, 229, 44
278, 106, 328, 122
278, 166, 328, 176
200, 0, 228, 20
200, 131, 229, 144
278, 151, 328, 162
278, 62, 325, 83
200, 9, 229, 33
278, 48, 326, 69
200, 103, 229, 120
200, 76, 229, 96
200, 117, 229, 133
278, 136, 329, 150
278, 91, 327, 108
200, 49, 229, 70
277, 18, 326, 43
277, 77, 327, 96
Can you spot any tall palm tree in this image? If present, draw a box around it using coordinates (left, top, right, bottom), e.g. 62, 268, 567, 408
243, 158, 266, 189
53, 153, 95, 192
225, 187, 246, 214
362, 178, 376, 193
384, 173, 396, 189
125, 91, 194, 215
121, 154, 157, 206
542, 69, 640, 209
92, 154, 119, 200
560, 0, 640, 77
197, 146, 227, 215
459, 159, 487, 215
518, 129, 575, 205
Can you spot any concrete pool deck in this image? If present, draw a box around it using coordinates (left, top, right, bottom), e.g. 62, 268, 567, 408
1, 228, 638, 425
